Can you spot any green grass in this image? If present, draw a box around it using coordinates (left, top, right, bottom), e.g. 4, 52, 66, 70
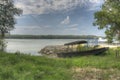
0, 48, 120, 80
69, 48, 120, 80
70, 48, 120, 69
0, 52, 72, 80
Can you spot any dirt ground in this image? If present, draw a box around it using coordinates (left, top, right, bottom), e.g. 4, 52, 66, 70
72, 67, 120, 80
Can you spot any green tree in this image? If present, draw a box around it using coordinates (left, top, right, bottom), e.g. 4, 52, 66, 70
0, 0, 22, 51
93, 0, 120, 43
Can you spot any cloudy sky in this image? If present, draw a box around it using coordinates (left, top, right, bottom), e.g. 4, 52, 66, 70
12, 0, 105, 36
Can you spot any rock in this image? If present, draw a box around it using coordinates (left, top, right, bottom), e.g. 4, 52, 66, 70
39, 45, 72, 57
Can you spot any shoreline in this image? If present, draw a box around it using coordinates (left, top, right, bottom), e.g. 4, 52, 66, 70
99, 43, 120, 48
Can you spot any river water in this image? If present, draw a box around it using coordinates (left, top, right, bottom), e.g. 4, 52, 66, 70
5, 39, 98, 55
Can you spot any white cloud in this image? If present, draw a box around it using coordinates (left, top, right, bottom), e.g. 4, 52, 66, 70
14, 26, 41, 30
14, 25, 50, 30
69, 27, 78, 30
64, 24, 79, 31
14, 0, 103, 15
69, 24, 78, 27
65, 27, 78, 31
61, 16, 70, 25
88, 0, 104, 11
15, 15, 27, 19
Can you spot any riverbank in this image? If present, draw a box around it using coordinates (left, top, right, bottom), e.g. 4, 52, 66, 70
99, 43, 120, 48
0, 49, 120, 80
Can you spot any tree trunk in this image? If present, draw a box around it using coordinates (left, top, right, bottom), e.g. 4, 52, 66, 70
1, 31, 5, 39
0, 31, 5, 51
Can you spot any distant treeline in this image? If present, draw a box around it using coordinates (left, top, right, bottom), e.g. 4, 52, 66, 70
5, 35, 98, 39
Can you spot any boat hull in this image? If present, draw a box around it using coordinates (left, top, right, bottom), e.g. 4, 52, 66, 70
57, 47, 109, 57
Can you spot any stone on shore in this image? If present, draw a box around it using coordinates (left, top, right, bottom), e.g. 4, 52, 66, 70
39, 45, 72, 57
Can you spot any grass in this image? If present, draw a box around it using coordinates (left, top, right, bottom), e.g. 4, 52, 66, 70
70, 48, 120, 80
71, 48, 120, 69
0, 48, 120, 80
0, 52, 72, 80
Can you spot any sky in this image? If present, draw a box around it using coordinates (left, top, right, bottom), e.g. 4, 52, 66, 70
11, 0, 105, 36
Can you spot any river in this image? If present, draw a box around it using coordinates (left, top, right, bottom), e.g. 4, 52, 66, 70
5, 39, 98, 55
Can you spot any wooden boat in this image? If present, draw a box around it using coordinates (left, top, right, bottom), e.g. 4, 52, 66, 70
57, 40, 109, 57
57, 47, 109, 57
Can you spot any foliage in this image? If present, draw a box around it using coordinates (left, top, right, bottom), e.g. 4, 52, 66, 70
0, 0, 22, 38
0, 0, 22, 51
93, 0, 120, 43
5, 35, 98, 39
